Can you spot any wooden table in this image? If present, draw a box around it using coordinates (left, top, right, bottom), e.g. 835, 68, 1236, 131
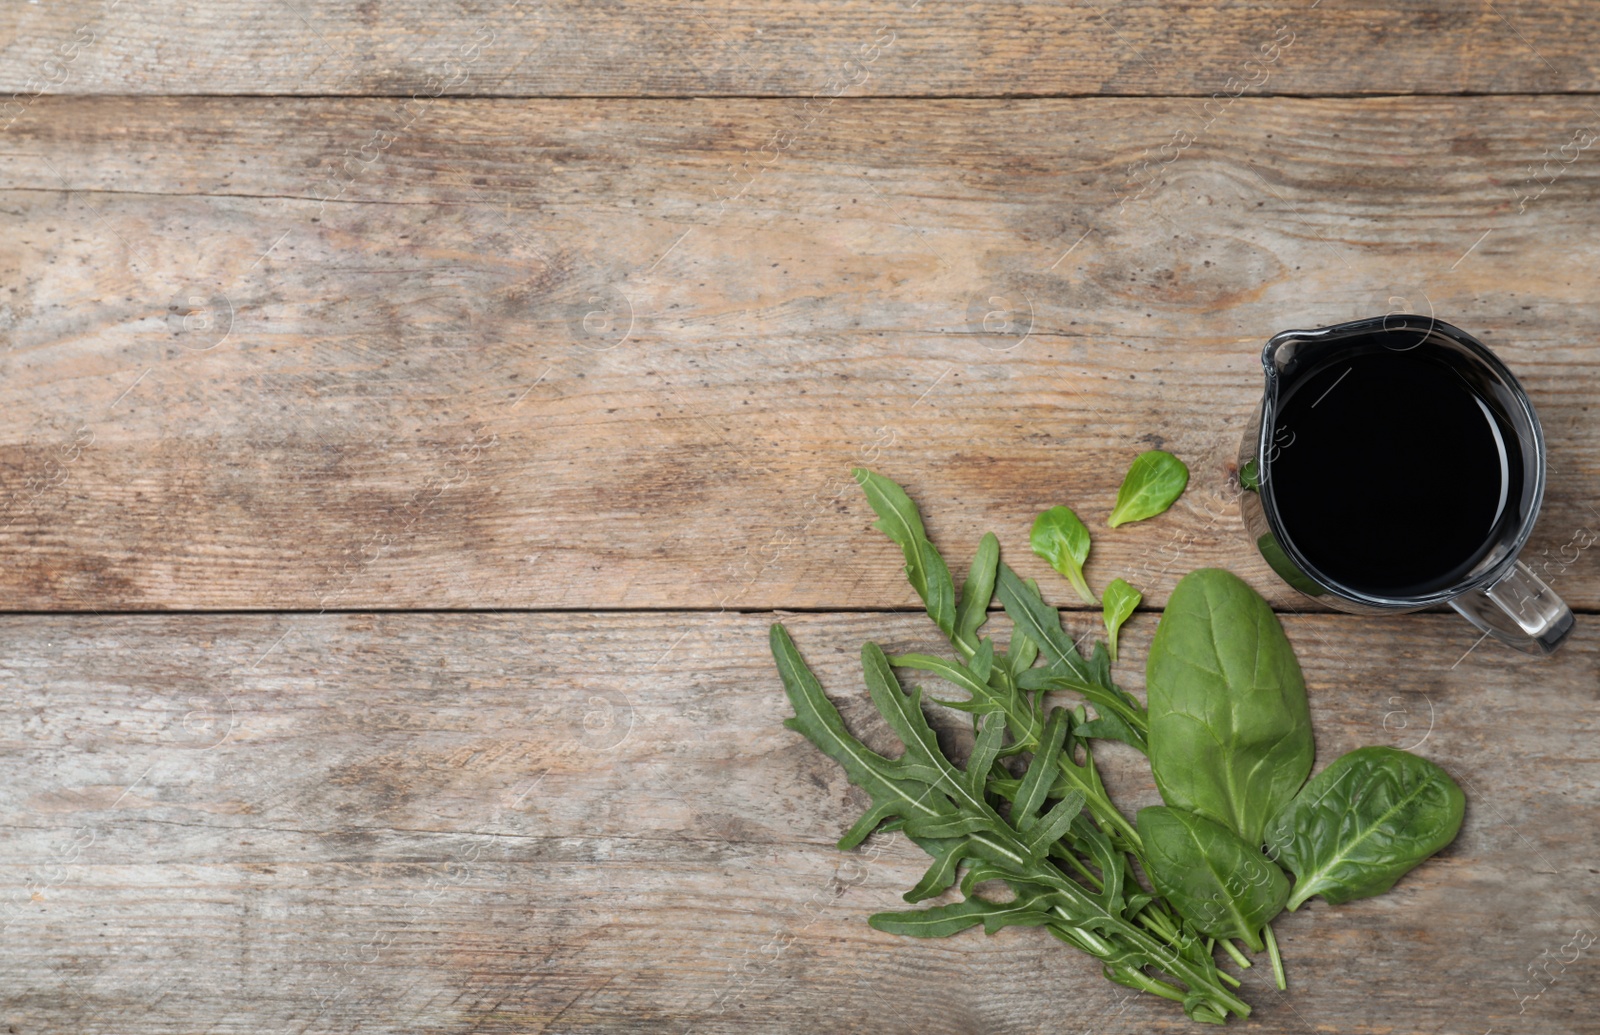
2, 3, 1597, 1032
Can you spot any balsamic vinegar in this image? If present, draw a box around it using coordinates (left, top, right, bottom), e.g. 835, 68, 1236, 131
1267, 346, 1523, 598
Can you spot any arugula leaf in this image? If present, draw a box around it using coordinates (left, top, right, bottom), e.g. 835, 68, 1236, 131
771, 624, 950, 850
1137, 806, 1288, 952
965, 712, 1007, 801
1031, 505, 1098, 604
994, 563, 1094, 684
1108, 450, 1190, 527
1102, 577, 1142, 662
955, 532, 1000, 657
870, 891, 1058, 938
772, 621, 1253, 1024
890, 651, 1043, 753
854, 468, 957, 639
998, 566, 1149, 755
1264, 746, 1465, 910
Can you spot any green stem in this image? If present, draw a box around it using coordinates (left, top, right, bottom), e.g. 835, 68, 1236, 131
1035, 878, 1251, 1020
1063, 567, 1099, 607
1219, 938, 1252, 970
978, 675, 1141, 857
1134, 900, 1183, 944
1052, 845, 1105, 890
1264, 922, 1287, 991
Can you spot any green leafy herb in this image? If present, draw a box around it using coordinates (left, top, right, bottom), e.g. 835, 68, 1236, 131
1137, 807, 1288, 952
1146, 568, 1313, 846
999, 564, 1149, 755
853, 468, 957, 640
1102, 578, 1142, 661
771, 624, 1252, 1025
954, 532, 1000, 657
1108, 450, 1190, 527
1030, 505, 1097, 604
1264, 746, 1465, 910
779, 466, 1468, 1024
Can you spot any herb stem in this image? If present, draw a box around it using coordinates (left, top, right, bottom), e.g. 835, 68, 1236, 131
1265, 922, 1287, 991
1053, 845, 1105, 890
1220, 938, 1253, 970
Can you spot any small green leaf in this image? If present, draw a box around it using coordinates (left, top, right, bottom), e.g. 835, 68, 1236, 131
996, 565, 1094, 684
1108, 450, 1189, 527
890, 650, 1042, 750
1009, 631, 1038, 676
1239, 459, 1260, 492
1101, 578, 1141, 662
869, 894, 1056, 939
1073, 711, 1145, 749
955, 532, 1000, 655
969, 637, 994, 683
1012, 708, 1071, 828
1030, 506, 1097, 604
854, 468, 957, 639
1023, 789, 1087, 858
966, 712, 1006, 800
904, 838, 975, 902
903, 813, 997, 838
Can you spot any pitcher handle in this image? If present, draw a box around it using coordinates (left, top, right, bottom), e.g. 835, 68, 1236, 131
1449, 560, 1575, 655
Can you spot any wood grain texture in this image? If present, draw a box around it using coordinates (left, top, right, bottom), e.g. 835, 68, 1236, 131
2, 96, 1599, 611
1, 610, 1595, 1033
1, 1, 1599, 97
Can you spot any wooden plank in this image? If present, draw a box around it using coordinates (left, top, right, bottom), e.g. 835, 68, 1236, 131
1, 611, 1595, 1032
2, 2, 1600, 97
2, 96, 1600, 611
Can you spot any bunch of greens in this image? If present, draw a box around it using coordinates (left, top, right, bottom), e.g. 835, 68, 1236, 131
1140, 566, 1465, 991
771, 460, 1465, 1025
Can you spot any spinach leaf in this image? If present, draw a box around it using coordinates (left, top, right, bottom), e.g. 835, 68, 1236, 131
853, 468, 957, 639
1030, 505, 1097, 604
1146, 568, 1313, 846
1264, 746, 1465, 910
1102, 577, 1141, 662
1108, 450, 1190, 527
1137, 806, 1289, 952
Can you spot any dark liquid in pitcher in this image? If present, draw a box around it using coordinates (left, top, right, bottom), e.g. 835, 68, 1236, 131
1268, 345, 1522, 597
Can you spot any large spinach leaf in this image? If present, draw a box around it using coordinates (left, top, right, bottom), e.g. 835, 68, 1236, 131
1137, 806, 1288, 952
1146, 568, 1313, 845
1264, 746, 1465, 910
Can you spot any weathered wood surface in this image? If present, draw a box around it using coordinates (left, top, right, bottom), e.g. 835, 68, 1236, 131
2, 96, 1600, 612
2, 1, 1600, 97
6, 6, 1600, 1033
1, 611, 1594, 1033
